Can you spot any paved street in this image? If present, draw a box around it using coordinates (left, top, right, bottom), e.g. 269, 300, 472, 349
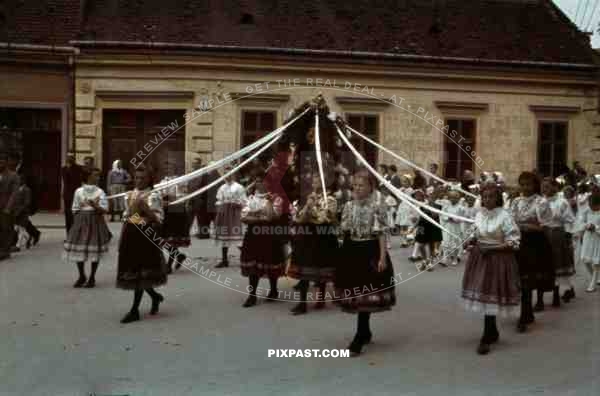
1, 219, 599, 396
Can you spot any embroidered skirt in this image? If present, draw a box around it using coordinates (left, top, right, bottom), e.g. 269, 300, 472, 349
63, 212, 112, 263
214, 203, 243, 247
334, 238, 396, 314
461, 246, 520, 318
240, 221, 287, 278
288, 223, 338, 283
116, 221, 168, 290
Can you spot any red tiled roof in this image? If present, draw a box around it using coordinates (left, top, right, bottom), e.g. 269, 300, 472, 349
1, 0, 596, 66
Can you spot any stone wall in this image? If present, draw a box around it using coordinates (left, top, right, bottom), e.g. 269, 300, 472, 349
74, 59, 600, 185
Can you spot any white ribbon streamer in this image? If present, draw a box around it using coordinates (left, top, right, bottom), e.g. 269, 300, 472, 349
345, 124, 478, 199
336, 125, 468, 238
314, 109, 328, 204
107, 107, 310, 200
169, 132, 283, 206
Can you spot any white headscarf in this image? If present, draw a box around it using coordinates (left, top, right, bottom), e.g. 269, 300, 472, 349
112, 159, 120, 171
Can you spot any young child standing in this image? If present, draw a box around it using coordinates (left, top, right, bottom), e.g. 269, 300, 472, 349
440, 191, 466, 267
579, 186, 600, 292
395, 175, 415, 248
64, 168, 112, 288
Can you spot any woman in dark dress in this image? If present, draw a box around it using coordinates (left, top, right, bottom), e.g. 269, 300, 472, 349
240, 176, 287, 307
335, 168, 396, 356
288, 173, 339, 314
116, 165, 168, 324
510, 172, 553, 332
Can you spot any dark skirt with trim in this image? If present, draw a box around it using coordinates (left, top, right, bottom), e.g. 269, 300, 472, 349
334, 237, 396, 314
116, 221, 168, 290
240, 221, 287, 278
288, 223, 338, 283
63, 212, 112, 263
162, 205, 191, 248
515, 230, 555, 291
544, 227, 575, 278
461, 245, 521, 317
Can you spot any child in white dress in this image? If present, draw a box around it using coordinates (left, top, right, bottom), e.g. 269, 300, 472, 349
440, 191, 466, 266
395, 176, 415, 247
578, 190, 600, 291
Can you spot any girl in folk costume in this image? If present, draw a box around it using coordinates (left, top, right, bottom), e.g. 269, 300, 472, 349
563, 185, 582, 282
440, 190, 466, 267
214, 166, 247, 268
288, 174, 339, 315
395, 175, 415, 247
106, 159, 131, 222
159, 176, 191, 274
540, 177, 576, 306
576, 184, 600, 291
510, 172, 553, 332
239, 176, 288, 307
427, 185, 444, 265
461, 190, 480, 249
461, 184, 521, 355
116, 166, 167, 324
335, 168, 396, 356
409, 189, 430, 267
64, 168, 112, 288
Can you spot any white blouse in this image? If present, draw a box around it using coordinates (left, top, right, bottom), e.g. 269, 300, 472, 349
216, 181, 247, 206
541, 195, 575, 229
473, 207, 521, 249
124, 188, 164, 223
510, 194, 550, 226
241, 193, 283, 221
72, 184, 108, 212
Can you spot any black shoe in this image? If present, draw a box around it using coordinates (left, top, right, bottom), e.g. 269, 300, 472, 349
562, 288, 575, 303
291, 302, 307, 315
32, 233, 40, 246
348, 337, 364, 357
242, 295, 257, 308
477, 342, 491, 355
150, 293, 164, 315
9, 246, 19, 253
166, 267, 173, 275
84, 278, 95, 288
120, 310, 140, 324
215, 261, 229, 268
73, 276, 87, 288
517, 321, 527, 333
533, 301, 545, 312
